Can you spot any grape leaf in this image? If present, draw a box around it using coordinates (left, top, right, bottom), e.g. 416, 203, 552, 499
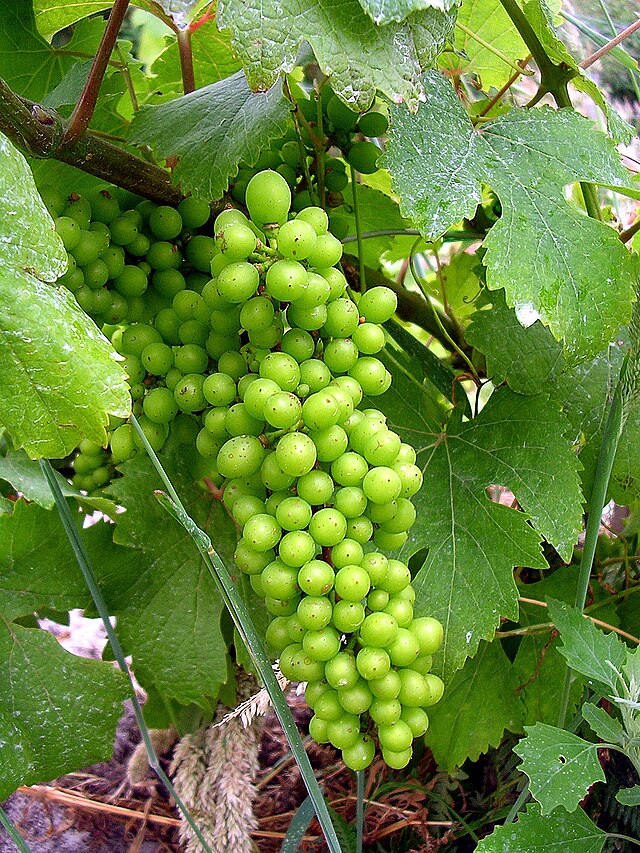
476, 804, 606, 853
102, 454, 233, 706
455, 0, 527, 91
0, 500, 93, 620
357, 0, 458, 26
217, 0, 456, 110
0, 134, 129, 458
384, 70, 637, 360
425, 640, 524, 771
616, 786, 640, 806
380, 385, 582, 677
466, 290, 564, 395
34, 0, 112, 40
547, 598, 627, 693
0, 617, 128, 800
514, 723, 605, 813
342, 183, 413, 266
0, 451, 81, 508
581, 702, 625, 745
129, 71, 291, 201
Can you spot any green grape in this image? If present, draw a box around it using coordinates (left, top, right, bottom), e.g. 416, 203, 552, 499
174, 344, 208, 374
203, 372, 237, 407
110, 424, 137, 463
308, 715, 330, 744
240, 296, 275, 333
275, 432, 317, 477
332, 599, 365, 632
369, 698, 401, 726
261, 560, 300, 599
121, 323, 162, 357
387, 629, 420, 667
186, 235, 217, 272
276, 219, 317, 260
259, 352, 301, 392
423, 673, 445, 706
265, 259, 308, 302
383, 597, 413, 628
359, 612, 398, 648
173, 289, 209, 323
260, 452, 296, 492
334, 486, 367, 518
245, 169, 291, 227
296, 469, 334, 505
352, 322, 385, 354
345, 516, 374, 544
347, 141, 381, 174
174, 373, 207, 412
342, 736, 375, 770
358, 286, 398, 323
382, 747, 412, 769
304, 233, 343, 268
278, 530, 316, 567
355, 646, 391, 680
88, 188, 120, 223
265, 616, 291, 652
400, 706, 429, 737
322, 298, 360, 338
357, 110, 389, 137
310, 426, 348, 463
216, 222, 257, 259
179, 319, 209, 347
102, 245, 126, 279
293, 272, 331, 309
195, 428, 223, 458
40, 186, 67, 217
409, 617, 444, 656
325, 651, 359, 690
132, 415, 169, 453
146, 241, 182, 271
331, 452, 369, 487
224, 402, 265, 437
153, 269, 186, 298
314, 689, 344, 721
338, 679, 373, 714
216, 261, 260, 303
64, 194, 92, 229
114, 265, 148, 297
334, 564, 370, 601
302, 626, 342, 661
242, 513, 282, 552
323, 339, 359, 374
143, 387, 179, 424
177, 196, 210, 229
299, 359, 332, 393
149, 205, 183, 240
326, 95, 358, 131
327, 716, 361, 750
281, 328, 315, 362
275, 496, 312, 531
54, 216, 82, 251
325, 163, 349, 192
298, 559, 334, 596
296, 207, 329, 236
331, 538, 363, 569
287, 302, 328, 331
109, 215, 139, 247
235, 539, 273, 575
308, 508, 347, 547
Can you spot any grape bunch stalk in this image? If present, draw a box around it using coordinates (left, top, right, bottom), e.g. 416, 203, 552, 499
50, 167, 444, 770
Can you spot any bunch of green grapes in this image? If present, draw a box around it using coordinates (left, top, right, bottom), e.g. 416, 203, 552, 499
47, 170, 444, 770
230, 82, 388, 238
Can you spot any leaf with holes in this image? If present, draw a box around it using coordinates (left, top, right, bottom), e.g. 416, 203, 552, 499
384, 70, 637, 360
514, 723, 605, 813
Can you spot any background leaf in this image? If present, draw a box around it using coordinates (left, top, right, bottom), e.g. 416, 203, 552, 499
547, 598, 627, 693
455, 0, 527, 90
377, 384, 583, 677
514, 723, 605, 813
581, 702, 626, 745
425, 640, 524, 771
0, 618, 128, 800
102, 454, 234, 707
357, 0, 458, 25
0, 135, 129, 458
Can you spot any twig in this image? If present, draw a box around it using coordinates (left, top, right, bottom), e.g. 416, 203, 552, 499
456, 21, 535, 75
17, 785, 181, 828
580, 16, 640, 70
517, 596, 640, 644
620, 219, 640, 244
62, 0, 131, 146
478, 56, 532, 117
177, 29, 196, 94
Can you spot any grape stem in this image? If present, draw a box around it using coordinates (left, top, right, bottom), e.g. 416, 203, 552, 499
177, 28, 196, 95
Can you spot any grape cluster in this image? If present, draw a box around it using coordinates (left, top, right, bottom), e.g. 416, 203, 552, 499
47, 169, 444, 768
231, 83, 388, 239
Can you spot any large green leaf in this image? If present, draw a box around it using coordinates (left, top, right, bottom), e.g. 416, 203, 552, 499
547, 598, 627, 693
384, 71, 637, 360
0, 617, 128, 799
476, 804, 606, 853
217, 0, 455, 110
129, 71, 291, 201
0, 134, 129, 458
425, 640, 524, 771
466, 290, 564, 395
514, 723, 605, 813
378, 384, 582, 677
102, 454, 233, 706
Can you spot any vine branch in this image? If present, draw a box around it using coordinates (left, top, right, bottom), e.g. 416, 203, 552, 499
0, 78, 184, 205
580, 16, 640, 70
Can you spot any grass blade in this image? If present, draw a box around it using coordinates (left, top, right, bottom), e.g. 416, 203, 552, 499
130, 415, 343, 853
0, 805, 34, 853
280, 796, 315, 852
356, 770, 365, 853
39, 459, 215, 853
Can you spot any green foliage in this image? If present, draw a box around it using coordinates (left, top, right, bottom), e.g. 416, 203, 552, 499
1, 0, 640, 845
217, 0, 455, 109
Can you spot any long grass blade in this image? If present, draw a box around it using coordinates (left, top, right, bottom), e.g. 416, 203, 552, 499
39, 459, 215, 853
355, 770, 365, 853
280, 796, 315, 852
130, 415, 343, 853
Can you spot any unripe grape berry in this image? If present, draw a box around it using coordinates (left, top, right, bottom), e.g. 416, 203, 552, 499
245, 169, 291, 227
